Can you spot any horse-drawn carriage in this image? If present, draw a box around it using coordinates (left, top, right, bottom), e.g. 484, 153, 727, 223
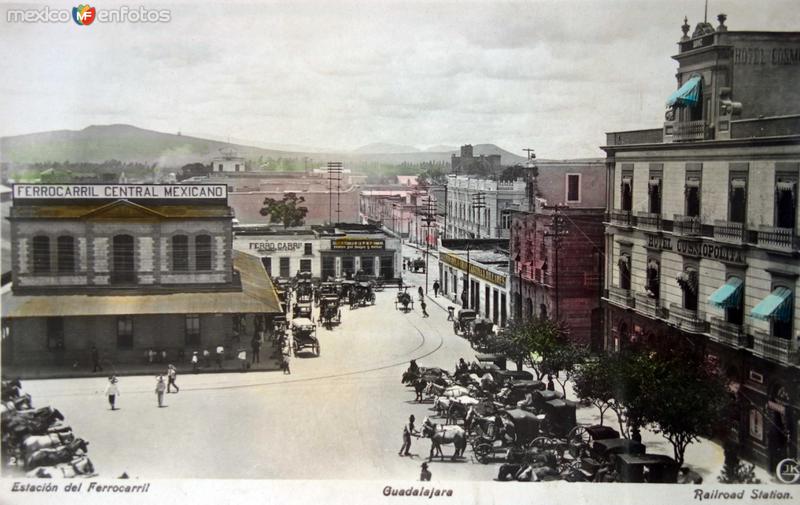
453, 309, 477, 336
293, 301, 313, 320
349, 282, 376, 308
316, 281, 340, 303
319, 295, 342, 328
339, 279, 357, 301
294, 278, 314, 305
469, 318, 495, 350
496, 380, 546, 407
291, 318, 319, 356
471, 408, 544, 464
408, 258, 426, 273
395, 288, 414, 312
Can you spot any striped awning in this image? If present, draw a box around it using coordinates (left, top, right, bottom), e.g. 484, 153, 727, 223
708, 276, 743, 310
666, 75, 702, 108
750, 287, 793, 322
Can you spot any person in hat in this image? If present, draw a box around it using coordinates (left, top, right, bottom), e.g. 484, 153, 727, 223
191, 352, 199, 374
237, 348, 247, 372
104, 376, 119, 410
166, 364, 179, 393
155, 375, 166, 407
420, 462, 431, 481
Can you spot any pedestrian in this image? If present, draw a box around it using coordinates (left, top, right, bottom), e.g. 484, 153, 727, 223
91, 346, 102, 372
447, 306, 455, 321
161, 350, 167, 363
104, 376, 119, 411
191, 352, 199, 374
238, 348, 247, 372
281, 352, 291, 374
155, 375, 166, 407
398, 414, 418, 457
420, 300, 429, 318
433, 281, 440, 297
418, 286, 424, 301
420, 462, 432, 481
216, 344, 224, 369
402, 259, 407, 271
251, 337, 261, 365
546, 375, 555, 391
167, 364, 179, 393
203, 348, 210, 368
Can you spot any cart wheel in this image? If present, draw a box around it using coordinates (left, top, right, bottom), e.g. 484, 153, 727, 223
529, 436, 556, 453
567, 425, 591, 446
474, 443, 492, 464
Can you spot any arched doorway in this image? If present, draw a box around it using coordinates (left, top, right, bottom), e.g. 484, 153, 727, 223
112, 235, 135, 284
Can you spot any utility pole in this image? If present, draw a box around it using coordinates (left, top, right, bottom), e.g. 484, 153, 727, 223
327, 162, 342, 225
544, 203, 569, 321
420, 196, 436, 294
471, 192, 486, 239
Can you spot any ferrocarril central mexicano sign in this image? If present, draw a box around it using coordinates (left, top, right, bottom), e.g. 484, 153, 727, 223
13, 184, 228, 200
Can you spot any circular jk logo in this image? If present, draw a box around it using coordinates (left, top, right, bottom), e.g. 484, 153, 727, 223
776, 458, 800, 484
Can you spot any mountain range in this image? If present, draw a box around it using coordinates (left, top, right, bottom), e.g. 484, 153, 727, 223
0, 124, 528, 169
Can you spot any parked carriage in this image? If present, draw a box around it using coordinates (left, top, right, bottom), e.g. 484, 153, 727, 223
316, 281, 340, 303
293, 301, 313, 320
295, 278, 314, 304
471, 409, 544, 464
291, 318, 320, 356
319, 296, 342, 328
496, 380, 546, 407
469, 319, 495, 350
408, 258, 426, 273
350, 282, 376, 308
339, 279, 357, 301
453, 309, 477, 336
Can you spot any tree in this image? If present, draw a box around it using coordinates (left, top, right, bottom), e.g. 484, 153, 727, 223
259, 192, 309, 227
177, 162, 211, 181
572, 354, 616, 425
541, 341, 588, 398
502, 317, 563, 379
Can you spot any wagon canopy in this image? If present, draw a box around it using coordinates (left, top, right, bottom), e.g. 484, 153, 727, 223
291, 318, 315, 328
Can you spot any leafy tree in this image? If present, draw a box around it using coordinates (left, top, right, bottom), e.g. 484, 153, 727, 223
502, 317, 563, 379
541, 341, 588, 398
607, 350, 660, 440
572, 354, 617, 425
259, 192, 309, 227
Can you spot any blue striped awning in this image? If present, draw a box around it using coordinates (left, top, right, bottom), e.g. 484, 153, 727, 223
666, 75, 702, 108
708, 277, 743, 310
750, 287, 793, 322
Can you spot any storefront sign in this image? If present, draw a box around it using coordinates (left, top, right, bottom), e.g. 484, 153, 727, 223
440, 252, 506, 287
248, 242, 303, 253
331, 238, 385, 250
13, 184, 228, 200
646, 234, 745, 265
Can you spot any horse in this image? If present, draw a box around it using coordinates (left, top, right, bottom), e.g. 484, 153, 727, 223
24, 438, 88, 470
22, 431, 75, 455
446, 396, 479, 425
420, 418, 466, 461
26, 456, 95, 478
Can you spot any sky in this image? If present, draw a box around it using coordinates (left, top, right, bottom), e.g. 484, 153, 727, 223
1, 0, 799, 158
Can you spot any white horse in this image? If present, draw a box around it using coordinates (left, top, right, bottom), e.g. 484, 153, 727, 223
23, 431, 75, 455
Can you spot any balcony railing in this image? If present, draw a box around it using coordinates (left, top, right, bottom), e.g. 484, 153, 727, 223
756, 225, 798, 252
609, 210, 633, 228
673, 215, 702, 236
713, 220, 746, 244
672, 120, 707, 142
668, 303, 710, 334
608, 286, 635, 308
709, 317, 749, 347
752, 329, 797, 365
635, 212, 662, 231
634, 292, 666, 319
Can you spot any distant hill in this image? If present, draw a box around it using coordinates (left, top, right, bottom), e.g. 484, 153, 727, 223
424, 145, 457, 152
0, 124, 528, 171
353, 143, 421, 154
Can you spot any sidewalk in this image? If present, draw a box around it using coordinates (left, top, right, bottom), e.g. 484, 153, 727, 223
3, 349, 282, 381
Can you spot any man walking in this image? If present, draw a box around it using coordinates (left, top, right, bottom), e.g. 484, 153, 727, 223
398, 414, 419, 457
191, 352, 199, 374
167, 364, 179, 393
420, 299, 429, 318
432, 281, 440, 297
155, 375, 166, 407
216, 344, 224, 369
418, 286, 424, 302
104, 376, 119, 411
91, 346, 102, 373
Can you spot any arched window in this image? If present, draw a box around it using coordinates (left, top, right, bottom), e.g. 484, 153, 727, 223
195, 235, 212, 271
618, 253, 631, 290
32, 235, 50, 273
645, 258, 660, 299
677, 266, 699, 311
57, 236, 75, 273
172, 235, 189, 271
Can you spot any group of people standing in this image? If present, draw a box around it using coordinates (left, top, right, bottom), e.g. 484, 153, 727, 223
102, 364, 181, 410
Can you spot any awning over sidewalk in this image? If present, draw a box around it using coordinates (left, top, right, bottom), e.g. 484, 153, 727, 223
708, 276, 743, 310
2, 251, 281, 318
666, 75, 702, 108
750, 287, 793, 322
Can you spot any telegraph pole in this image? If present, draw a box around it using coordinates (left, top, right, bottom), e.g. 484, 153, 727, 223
544, 203, 569, 321
471, 192, 486, 239
327, 162, 342, 224
421, 196, 435, 294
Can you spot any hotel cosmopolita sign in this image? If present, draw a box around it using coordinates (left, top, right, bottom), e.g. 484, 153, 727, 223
646, 234, 746, 265
12, 184, 228, 200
